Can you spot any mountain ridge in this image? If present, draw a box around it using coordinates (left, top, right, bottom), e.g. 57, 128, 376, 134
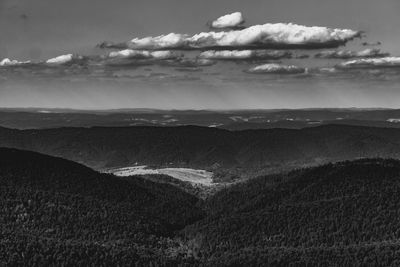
2, 124, 400, 180
2, 108, 400, 130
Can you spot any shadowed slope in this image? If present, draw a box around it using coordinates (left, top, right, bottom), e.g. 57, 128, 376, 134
0, 147, 204, 265
182, 159, 400, 266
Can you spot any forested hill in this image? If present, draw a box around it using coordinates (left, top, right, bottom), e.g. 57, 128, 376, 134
3, 148, 400, 265
182, 159, 400, 266
1, 125, 400, 178
0, 147, 204, 266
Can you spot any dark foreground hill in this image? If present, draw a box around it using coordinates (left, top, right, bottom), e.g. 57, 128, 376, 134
182, 159, 400, 266
3, 148, 400, 266
2, 125, 400, 179
0, 148, 204, 266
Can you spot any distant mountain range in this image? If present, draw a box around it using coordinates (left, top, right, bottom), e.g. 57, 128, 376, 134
1, 108, 400, 130
2, 124, 400, 179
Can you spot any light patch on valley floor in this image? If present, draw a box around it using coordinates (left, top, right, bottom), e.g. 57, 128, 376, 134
108, 166, 214, 186
208, 123, 224, 128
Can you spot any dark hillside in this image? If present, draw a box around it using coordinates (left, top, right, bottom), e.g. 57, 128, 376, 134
2, 125, 400, 178
3, 148, 400, 265
0, 148, 204, 266
182, 159, 400, 266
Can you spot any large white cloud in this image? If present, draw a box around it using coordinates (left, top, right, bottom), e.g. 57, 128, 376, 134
188, 24, 360, 49
210, 12, 245, 29
0, 58, 31, 66
199, 50, 291, 60
337, 57, 400, 69
101, 22, 360, 50
246, 63, 306, 74
315, 48, 389, 59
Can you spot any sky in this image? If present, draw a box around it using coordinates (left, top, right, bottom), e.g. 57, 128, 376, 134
0, 0, 400, 109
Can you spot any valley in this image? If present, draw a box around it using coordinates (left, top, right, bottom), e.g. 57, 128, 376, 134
2, 0, 399, 264
3, 112, 400, 265
2, 147, 400, 265
2, 124, 400, 180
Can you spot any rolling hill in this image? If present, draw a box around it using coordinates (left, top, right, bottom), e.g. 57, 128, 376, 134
182, 159, 400, 266
1, 125, 400, 180
0, 148, 204, 266
4, 148, 400, 265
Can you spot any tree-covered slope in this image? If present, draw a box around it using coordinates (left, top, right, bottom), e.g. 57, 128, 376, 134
2, 125, 400, 179
182, 159, 400, 266
4, 147, 400, 265
0, 147, 204, 266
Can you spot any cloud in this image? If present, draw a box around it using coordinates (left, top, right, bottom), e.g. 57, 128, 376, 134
104, 50, 184, 67
104, 49, 216, 68
175, 67, 203, 72
46, 54, 73, 64
295, 54, 310, 59
151, 51, 182, 60
0, 58, 31, 66
97, 41, 128, 49
246, 63, 306, 74
128, 33, 188, 50
336, 57, 400, 69
315, 48, 389, 59
210, 12, 245, 29
164, 58, 217, 67
45, 54, 86, 65
362, 41, 382, 46
315, 67, 337, 73
108, 50, 150, 59
103, 58, 153, 67
99, 22, 361, 50
0, 52, 215, 72
108, 49, 181, 60
199, 50, 292, 60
